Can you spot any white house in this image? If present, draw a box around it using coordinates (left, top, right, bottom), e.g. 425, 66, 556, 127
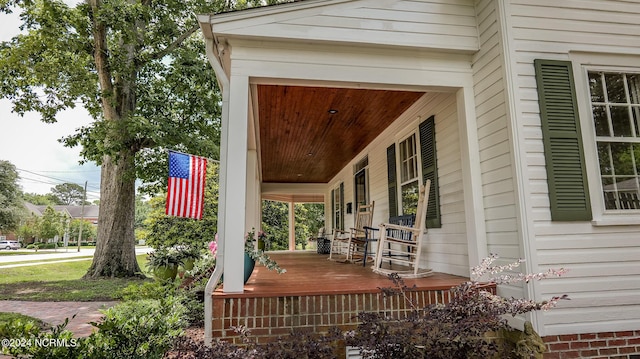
197, 0, 640, 356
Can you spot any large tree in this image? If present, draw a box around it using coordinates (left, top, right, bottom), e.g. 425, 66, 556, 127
51, 182, 86, 205
22, 192, 59, 206
0, 0, 286, 278
0, 160, 24, 233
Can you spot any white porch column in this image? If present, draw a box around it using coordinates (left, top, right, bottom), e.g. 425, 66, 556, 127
457, 85, 488, 269
222, 74, 249, 293
288, 201, 295, 250
245, 150, 260, 231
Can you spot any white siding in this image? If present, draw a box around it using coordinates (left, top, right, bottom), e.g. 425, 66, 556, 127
507, 0, 640, 335
472, 0, 523, 299
329, 92, 469, 277
210, 0, 479, 53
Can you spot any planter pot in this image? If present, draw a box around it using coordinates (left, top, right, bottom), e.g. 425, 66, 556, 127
220, 253, 256, 284
182, 259, 195, 271
244, 252, 255, 284
153, 264, 178, 281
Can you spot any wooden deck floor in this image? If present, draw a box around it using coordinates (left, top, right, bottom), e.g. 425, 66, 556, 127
213, 251, 468, 298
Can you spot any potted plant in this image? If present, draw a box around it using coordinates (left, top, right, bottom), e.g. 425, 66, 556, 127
208, 230, 285, 285
177, 245, 202, 271
244, 229, 286, 280
146, 247, 183, 281
257, 231, 269, 251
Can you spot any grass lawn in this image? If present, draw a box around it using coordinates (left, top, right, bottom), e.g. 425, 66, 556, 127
0, 254, 152, 302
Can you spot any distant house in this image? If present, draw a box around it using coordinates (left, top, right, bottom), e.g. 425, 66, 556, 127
197, 0, 640, 356
19, 202, 99, 244
23, 203, 100, 225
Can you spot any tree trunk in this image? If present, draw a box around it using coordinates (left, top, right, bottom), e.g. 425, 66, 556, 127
83, 151, 142, 278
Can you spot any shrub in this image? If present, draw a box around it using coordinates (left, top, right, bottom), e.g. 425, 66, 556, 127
167, 327, 343, 359
37, 242, 58, 249
115, 280, 174, 301
84, 297, 187, 359
346, 255, 567, 359
0, 317, 83, 359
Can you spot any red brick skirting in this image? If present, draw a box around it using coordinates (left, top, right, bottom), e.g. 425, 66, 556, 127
212, 289, 453, 344
543, 330, 640, 359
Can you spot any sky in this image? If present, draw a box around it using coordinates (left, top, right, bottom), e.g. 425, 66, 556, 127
0, 7, 102, 202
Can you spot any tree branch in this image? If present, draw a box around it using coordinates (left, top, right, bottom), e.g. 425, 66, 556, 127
88, 0, 117, 120
148, 24, 199, 62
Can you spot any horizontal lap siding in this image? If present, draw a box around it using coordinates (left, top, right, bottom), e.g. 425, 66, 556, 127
473, 0, 522, 298
220, 0, 478, 52
423, 94, 468, 276
509, 0, 640, 335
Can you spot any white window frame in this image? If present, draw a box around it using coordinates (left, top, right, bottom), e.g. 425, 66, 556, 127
571, 52, 640, 225
396, 130, 421, 216
332, 182, 343, 230
354, 156, 369, 207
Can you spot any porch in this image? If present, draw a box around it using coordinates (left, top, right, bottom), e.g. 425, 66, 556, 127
211, 251, 469, 344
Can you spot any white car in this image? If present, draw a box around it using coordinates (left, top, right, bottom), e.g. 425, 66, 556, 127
0, 240, 21, 250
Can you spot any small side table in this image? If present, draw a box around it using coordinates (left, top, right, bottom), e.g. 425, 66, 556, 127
360, 226, 379, 267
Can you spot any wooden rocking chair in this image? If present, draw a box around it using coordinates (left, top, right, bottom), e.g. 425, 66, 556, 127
329, 201, 375, 262
373, 180, 432, 278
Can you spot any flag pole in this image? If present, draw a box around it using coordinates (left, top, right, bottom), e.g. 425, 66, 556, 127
166, 148, 220, 164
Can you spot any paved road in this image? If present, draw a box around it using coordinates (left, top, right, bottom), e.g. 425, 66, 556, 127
0, 246, 151, 268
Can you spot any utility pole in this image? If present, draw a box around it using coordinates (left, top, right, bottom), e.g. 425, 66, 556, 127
77, 181, 87, 252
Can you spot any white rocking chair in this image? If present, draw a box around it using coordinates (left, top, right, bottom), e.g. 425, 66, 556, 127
373, 180, 432, 278
329, 201, 374, 262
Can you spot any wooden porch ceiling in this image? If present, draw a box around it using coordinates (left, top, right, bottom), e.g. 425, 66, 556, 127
257, 85, 425, 183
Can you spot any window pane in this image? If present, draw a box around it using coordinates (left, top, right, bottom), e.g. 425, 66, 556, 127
628, 74, 640, 104
597, 143, 612, 175
399, 134, 417, 183
592, 105, 610, 136
401, 181, 419, 215
610, 106, 632, 137
589, 72, 605, 103
355, 170, 367, 206
602, 177, 616, 210
610, 143, 634, 175
607, 177, 640, 210
635, 144, 640, 174
633, 106, 640, 137
408, 157, 416, 180
605, 73, 626, 103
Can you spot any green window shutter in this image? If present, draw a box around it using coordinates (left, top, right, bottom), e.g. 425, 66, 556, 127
339, 182, 344, 229
386, 144, 398, 217
534, 59, 592, 221
419, 116, 441, 228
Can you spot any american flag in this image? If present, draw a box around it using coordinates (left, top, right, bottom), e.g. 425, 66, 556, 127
166, 151, 207, 219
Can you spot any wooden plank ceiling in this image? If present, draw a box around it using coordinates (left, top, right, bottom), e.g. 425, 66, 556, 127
258, 85, 425, 183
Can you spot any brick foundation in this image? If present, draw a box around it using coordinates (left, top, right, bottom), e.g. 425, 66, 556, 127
543, 330, 640, 359
212, 288, 453, 344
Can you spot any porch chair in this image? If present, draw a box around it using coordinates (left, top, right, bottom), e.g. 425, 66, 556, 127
373, 179, 432, 278
328, 201, 375, 262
